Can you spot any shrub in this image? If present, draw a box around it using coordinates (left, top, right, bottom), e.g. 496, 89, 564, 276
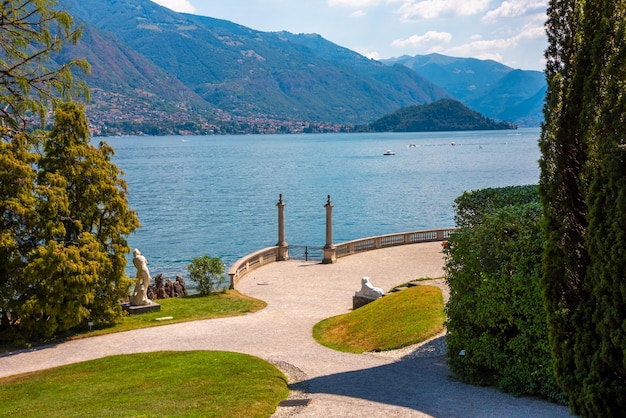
187, 256, 226, 296
445, 185, 565, 403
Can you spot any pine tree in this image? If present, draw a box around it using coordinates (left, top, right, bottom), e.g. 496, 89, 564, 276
13, 102, 140, 338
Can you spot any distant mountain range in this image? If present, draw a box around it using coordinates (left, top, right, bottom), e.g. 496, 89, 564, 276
382, 54, 546, 127
57, 0, 545, 135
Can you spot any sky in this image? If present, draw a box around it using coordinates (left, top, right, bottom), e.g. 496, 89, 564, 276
150, 0, 549, 71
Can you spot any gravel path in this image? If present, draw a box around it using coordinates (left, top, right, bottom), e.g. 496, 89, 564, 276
0, 243, 571, 417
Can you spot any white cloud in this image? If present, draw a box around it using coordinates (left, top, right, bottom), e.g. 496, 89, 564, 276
151, 0, 196, 13
350, 10, 367, 17
396, 0, 491, 21
444, 23, 544, 59
517, 22, 547, 40
392, 31, 452, 48
483, 0, 548, 23
362, 50, 381, 59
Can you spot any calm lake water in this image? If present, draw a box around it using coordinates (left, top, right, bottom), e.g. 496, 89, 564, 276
104, 128, 541, 278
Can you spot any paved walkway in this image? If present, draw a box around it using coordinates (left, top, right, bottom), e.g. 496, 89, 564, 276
0, 243, 571, 417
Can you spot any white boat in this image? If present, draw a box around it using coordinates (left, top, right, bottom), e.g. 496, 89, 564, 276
383, 150, 395, 155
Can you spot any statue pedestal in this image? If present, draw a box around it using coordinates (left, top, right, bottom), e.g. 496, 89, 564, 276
122, 302, 161, 315
353, 295, 379, 310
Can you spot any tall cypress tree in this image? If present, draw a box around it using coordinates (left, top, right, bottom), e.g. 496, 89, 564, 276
584, 1, 626, 413
539, 0, 591, 409
540, 0, 626, 414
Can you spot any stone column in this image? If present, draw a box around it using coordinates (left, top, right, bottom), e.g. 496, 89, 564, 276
322, 195, 336, 264
276, 194, 289, 261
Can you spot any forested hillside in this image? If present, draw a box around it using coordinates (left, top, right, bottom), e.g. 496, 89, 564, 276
359, 99, 516, 132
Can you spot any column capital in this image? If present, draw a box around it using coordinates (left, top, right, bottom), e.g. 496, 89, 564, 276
277, 193, 285, 207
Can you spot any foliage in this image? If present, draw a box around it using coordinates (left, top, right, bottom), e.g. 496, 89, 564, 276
0, 133, 38, 329
444, 186, 565, 402
0, 0, 89, 134
187, 256, 227, 296
1, 0, 89, 331
584, 8, 626, 414
452, 185, 540, 228
0, 103, 140, 342
313, 285, 444, 353
0, 351, 289, 417
539, 1, 594, 410
358, 99, 517, 132
0, 1, 134, 343
540, 0, 626, 414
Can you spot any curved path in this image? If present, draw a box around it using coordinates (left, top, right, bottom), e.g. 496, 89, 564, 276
0, 243, 570, 417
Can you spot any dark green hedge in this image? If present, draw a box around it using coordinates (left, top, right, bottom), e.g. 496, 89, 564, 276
444, 185, 565, 403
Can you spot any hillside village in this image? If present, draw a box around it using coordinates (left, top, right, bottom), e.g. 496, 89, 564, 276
87, 89, 348, 136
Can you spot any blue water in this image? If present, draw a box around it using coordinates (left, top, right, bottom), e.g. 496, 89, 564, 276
104, 128, 541, 278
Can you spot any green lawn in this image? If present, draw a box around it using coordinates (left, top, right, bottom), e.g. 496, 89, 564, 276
313, 284, 445, 353
0, 291, 266, 352
79, 290, 266, 337
0, 351, 289, 417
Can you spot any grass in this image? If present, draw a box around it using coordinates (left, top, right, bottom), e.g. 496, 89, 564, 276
84, 291, 267, 337
0, 351, 289, 417
313, 285, 445, 353
0, 291, 266, 351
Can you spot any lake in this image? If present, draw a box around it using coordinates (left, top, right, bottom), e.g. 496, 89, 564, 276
104, 128, 541, 278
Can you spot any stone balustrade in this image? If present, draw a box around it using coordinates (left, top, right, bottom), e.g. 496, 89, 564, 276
227, 228, 455, 289
227, 247, 278, 289
335, 229, 454, 258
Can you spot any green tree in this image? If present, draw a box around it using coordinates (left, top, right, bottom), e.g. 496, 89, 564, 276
0, 2, 139, 342
0, 133, 37, 329
540, 0, 626, 414
0, 0, 88, 134
445, 186, 563, 402
1, 0, 88, 338
580, 1, 626, 414
539, 0, 593, 411
5, 103, 139, 340
39, 103, 139, 325
187, 256, 226, 296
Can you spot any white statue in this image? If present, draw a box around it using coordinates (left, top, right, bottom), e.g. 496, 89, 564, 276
355, 276, 384, 299
130, 249, 152, 306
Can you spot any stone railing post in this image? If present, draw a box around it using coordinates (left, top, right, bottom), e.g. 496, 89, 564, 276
322, 195, 336, 264
276, 194, 289, 261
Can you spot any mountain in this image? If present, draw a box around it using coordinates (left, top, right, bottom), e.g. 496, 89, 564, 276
59, 0, 449, 134
382, 54, 546, 127
359, 99, 517, 132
